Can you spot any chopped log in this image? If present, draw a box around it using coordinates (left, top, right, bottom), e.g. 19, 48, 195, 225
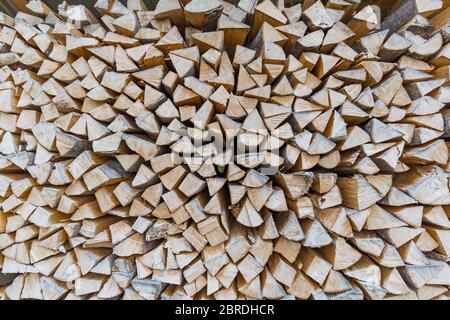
0, 0, 448, 301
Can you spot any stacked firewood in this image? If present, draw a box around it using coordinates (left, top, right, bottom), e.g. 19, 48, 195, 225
0, 0, 449, 300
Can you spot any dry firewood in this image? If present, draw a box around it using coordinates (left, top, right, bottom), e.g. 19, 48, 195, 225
0, 0, 448, 301
184, 0, 222, 30
347, 5, 381, 45
382, 0, 444, 36
250, 0, 287, 40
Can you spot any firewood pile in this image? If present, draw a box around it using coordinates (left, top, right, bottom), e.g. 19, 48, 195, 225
0, 0, 449, 300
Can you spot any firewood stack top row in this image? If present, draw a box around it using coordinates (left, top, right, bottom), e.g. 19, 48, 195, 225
0, 0, 449, 300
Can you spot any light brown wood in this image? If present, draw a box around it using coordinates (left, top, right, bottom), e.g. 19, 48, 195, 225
0, 0, 449, 301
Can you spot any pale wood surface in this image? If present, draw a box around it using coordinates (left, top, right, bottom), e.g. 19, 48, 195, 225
0, 0, 449, 301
